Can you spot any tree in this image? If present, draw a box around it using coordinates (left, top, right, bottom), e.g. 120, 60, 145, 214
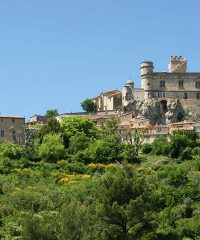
45, 109, 59, 118
61, 116, 97, 139
100, 117, 119, 137
84, 135, 122, 163
95, 166, 156, 239
151, 137, 170, 156
141, 143, 153, 154
39, 118, 61, 136
37, 133, 65, 162
10, 127, 37, 146
59, 200, 88, 240
81, 99, 97, 113
68, 133, 92, 154
0, 141, 23, 159
120, 143, 138, 163
169, 133, 191, 158
132, 130, 144, 155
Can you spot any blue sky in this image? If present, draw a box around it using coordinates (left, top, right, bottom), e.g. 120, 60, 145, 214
0, 0, 200, 119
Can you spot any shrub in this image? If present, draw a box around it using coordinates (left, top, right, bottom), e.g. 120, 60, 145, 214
179, 147, 193, 161
152, 137, 170, 156
192, 146, 200, 156
0, 142, 23, 159
141, 143, 153, 154
38, 134, 65, 162
84, 135, 122, 163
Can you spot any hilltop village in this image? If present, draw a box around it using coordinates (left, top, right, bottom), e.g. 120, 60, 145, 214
2, 56, 200, 144
1, 57, 200, 240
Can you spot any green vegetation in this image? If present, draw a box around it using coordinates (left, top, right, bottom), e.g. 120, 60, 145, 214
0, 116, 200, 239
81, 98, 97, 113
45, 109, 59, 118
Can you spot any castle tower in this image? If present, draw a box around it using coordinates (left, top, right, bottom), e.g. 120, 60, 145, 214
168, 56, 187, 73
141, 61, 154, 99
140, 61, 154, 76
126, 80, 134, 89
122, 80, 134, 106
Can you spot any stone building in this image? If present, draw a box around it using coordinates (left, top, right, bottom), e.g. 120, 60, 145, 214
122, 56, 200, 124
27, 115, 48, 125
0, 116, 25, 143
92, 89, 122, 111
118, 113, 154, 142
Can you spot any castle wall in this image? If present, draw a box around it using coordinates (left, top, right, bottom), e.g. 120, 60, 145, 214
141, 72, 200, 113
143, 72, 200, 92
179, 99, 200, 113
132, 88, 144, 100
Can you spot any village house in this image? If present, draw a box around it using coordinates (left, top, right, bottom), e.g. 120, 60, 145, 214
170, 120, 200, 134
92, 89, 122, 111
27, 114, 48, 126
0, 116, 25, 143
118, 113, 154, 143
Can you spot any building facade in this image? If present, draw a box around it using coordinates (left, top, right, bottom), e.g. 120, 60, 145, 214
0, 116, 25, 143
122, 56, 200, 115
92, 90, 122, 111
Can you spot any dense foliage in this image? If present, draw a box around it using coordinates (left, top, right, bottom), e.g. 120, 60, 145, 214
0, 116, 200, 239
81, 98, 97, 113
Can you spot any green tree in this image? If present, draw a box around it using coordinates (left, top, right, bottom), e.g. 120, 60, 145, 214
96, 166, 156, 239
100, 117, 119, 137
81, 98, 97, 113
38, 133, 65, 162
0, 141, 23, 159
45, 109, 59, 118
68, 133, 92, 154
84, 135, 122, 163
59, 200, 88, 240
141, 143, 153, 154
152, 137, 170, 156
120, 143, 138, 163
61, 116, 97, 138
179, 147, 193, 161
37, 117, 61, 144
22, 211, 58, 240
169, 133, 191, 158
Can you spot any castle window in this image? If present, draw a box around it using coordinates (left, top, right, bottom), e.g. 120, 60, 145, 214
179, 80, 183, 88
184, 93, 188, 99
0, 130, 4, 137
160, 81, 165, 87
197, 93, 200, 99
162, 92, 165, 98
196, 82, 200, 88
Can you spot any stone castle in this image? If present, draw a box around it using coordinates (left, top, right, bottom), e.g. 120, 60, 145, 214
93, 56, 200, 124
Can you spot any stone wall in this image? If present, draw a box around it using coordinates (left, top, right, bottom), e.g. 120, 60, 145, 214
0, 117, 25, 143
141, 72, 200, 114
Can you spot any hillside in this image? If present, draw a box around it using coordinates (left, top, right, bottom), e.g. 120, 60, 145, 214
0, 116, 200, 239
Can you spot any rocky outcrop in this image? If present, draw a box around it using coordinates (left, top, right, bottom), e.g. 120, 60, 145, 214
125, 98, 185, 124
